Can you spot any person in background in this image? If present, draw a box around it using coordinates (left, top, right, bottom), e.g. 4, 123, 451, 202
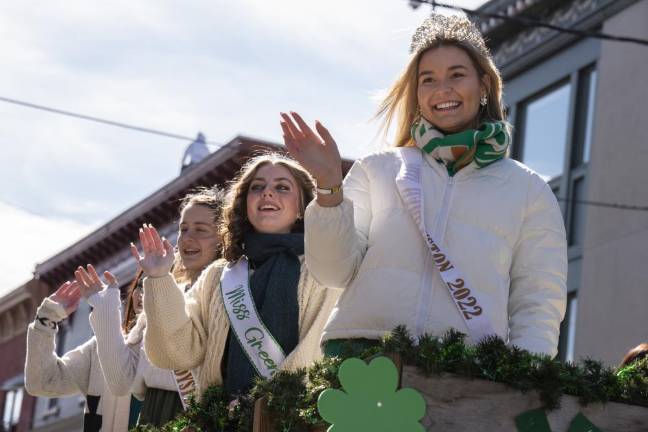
24, 277, 130, 432
24, 187, 224, 431
83, 187, 225, 427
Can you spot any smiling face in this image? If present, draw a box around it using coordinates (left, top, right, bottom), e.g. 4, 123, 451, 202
177, 203, 220, 273
246, 163, 302, 234
417, 45, 490, 134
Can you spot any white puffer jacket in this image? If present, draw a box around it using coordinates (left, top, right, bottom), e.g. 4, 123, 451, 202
305, 148, 567, 357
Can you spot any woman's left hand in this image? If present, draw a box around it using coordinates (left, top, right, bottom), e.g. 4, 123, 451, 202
74, 264, 119, 299
280, 112, 343, 188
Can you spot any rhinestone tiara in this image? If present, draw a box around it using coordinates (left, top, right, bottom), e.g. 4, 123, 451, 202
410, 13, 490, 58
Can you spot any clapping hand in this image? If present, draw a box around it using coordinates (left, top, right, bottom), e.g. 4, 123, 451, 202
49, 280, 82, 316
130, 224, 174, 278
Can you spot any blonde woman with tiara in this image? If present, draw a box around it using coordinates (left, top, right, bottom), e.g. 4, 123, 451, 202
136, 153, 340, 399
282, 14, 567, 358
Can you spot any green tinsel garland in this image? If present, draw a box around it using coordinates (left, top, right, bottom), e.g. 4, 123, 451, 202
131, 326, 648, 432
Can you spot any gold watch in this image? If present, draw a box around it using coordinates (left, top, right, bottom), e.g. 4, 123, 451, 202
316, 183, 342, 195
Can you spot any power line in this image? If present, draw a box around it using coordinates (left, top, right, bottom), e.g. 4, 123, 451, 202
410, 0, 648, 47
557, 197, 648, 212
0, 95, 218, 145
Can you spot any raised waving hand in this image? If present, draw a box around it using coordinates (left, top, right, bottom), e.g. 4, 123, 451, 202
74, 264, 119, 299
130, 224, 174, 278
280, 112, 344, 190
49, 280, 82, 316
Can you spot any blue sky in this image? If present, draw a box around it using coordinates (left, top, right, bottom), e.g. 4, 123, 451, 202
0, 0, 486, 296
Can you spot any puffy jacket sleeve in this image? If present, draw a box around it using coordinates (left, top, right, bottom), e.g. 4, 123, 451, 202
143, 264, 220, 370
25, 298, 93, 397
304, 159, 372, 288
87, 288, 140, 397
508, 181, 567, 357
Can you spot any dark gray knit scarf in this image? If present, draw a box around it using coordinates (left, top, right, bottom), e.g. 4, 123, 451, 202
222, 232, 303, 396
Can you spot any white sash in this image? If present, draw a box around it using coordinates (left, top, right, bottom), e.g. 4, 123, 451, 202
220, 257, 286, 379
172, 369, 196, 410
395, 147, 494, 343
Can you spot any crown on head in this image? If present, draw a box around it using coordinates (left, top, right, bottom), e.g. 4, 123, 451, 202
410, 14, 490, 58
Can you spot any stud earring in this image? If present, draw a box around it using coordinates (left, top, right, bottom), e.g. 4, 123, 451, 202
480, 95, 488, 106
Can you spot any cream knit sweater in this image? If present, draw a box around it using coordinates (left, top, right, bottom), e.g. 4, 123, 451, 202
24, 298, 131, 431
143, 258, 340, 397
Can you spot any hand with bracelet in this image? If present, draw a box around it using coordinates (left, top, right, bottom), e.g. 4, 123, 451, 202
39, 263, 118, 330
280, 111, 344, 207
40, 280, 83, 329
49, 280, 82, 316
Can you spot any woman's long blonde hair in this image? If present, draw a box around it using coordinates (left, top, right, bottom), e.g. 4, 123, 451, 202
376, 39, 507, 168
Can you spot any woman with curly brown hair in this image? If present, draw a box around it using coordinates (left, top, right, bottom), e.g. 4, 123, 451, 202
137, 153, 340, 399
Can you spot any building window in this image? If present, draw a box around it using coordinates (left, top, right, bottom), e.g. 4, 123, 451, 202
579, 69, 597, 165
511, 61, 597, 362
568, 177, 587, 247
517, 81, 572, 182
2, 387, 23, 432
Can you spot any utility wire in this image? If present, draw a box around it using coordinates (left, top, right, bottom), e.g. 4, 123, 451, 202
557, 197, 648, 212
411, 0, 648, 47
0, 95, 217, 145
3, 96, 647, 213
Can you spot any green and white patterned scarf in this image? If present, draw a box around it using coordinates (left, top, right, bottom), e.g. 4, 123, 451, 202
410, 117, 510, 176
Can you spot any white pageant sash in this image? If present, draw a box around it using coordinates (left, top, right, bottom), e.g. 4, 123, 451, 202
395, 148, 494, 343
220, 257, 286, 379
173, 369, 196, 410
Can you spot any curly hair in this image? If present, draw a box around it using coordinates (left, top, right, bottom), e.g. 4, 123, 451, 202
171, 186, 226, 285
220, 153, 315, 262
122, 269, 143, 334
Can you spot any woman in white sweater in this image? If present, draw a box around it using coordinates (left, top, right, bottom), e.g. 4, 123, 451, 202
280, 14, 567, 358
77, 187, 225, 427
25, 188, 224, 431
137, 154, 340, 399
25, 278, 133, 432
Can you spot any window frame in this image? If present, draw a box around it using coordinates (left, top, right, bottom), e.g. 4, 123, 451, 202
504, 37, 600, 361
1, 375, 25, 431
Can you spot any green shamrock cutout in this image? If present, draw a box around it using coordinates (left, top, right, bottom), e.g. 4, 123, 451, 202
317, 356, 426, 432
